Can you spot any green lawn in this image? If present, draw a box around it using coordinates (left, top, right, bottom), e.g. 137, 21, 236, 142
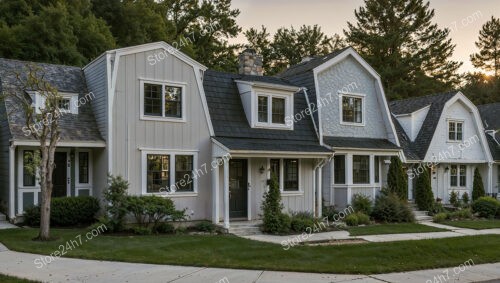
1, 228, 500, 274
0, 274, 38, 283
442, 220, 500, 230
347, 223, 448, 236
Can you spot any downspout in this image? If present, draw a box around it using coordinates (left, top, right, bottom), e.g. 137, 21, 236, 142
314, 153, 334, 217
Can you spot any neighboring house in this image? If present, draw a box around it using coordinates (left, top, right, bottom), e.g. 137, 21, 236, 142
0, 59, 105, 219
478, 102, 500, 196
280, 47, 401, 210
390, 92, 494, 203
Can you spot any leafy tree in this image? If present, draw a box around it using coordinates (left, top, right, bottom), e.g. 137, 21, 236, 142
471, 16, 500, 79
245, 25, 346, 75
472, 167, 485, 201
415, 166, 434, 211
387, 156, 408, 200
345, 0, 461, 100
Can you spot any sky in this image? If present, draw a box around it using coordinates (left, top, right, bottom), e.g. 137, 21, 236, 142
229, 0, 500, 74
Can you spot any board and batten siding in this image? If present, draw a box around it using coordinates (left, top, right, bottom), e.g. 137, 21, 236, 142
317, 56, 390, 139
112, 49, 212, 220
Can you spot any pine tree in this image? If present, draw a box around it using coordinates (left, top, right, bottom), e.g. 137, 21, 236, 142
345, 0, 461, 100
415, 166, 434, 211
387, 156, 408, 200
261, 174, 287, 234
472, 167, 485, 201
471, 16, 500, 79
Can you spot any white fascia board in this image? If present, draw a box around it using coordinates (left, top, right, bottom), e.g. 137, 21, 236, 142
234, 80, 301, 93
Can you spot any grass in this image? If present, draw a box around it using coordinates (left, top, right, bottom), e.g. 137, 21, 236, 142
441, 219, 500, 230
347, 223, 448, 236
0, 274, 39, 283
1, 228, 500, 274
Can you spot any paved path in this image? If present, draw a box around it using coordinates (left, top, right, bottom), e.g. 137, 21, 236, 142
243, 222, 500, 244
0, 242, 499, 283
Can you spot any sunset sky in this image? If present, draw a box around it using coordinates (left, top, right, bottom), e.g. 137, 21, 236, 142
230, 0, 500, 74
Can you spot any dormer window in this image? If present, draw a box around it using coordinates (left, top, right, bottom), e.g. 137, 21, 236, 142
58, 98, 71, 111
28, 91, 79, 114
140, 79, 186, 122
340, 93, 364, 125
448, 120, 463, 141
255, 93, 290, 128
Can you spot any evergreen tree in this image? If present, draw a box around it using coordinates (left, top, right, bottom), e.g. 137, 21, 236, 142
387, 156, 408, 200
472, 167, 486, 201
345, 0, 461, 100
461, 72, 499, 104
471, 16, 500, 79
415, 166, 434, 211
261, 174, 289, 234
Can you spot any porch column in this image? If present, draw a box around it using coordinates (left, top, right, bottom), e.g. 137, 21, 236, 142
369, 155, 375, 199
488, 163, 493, 194
223, 158, 230, 229
408, 166, 413, 200
317, 165, 323, 217
212, 157, 219, 224
9, 145, 15, 219
346, 153, 353, 204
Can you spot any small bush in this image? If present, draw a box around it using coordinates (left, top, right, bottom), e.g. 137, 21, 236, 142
290, 212, 316, 233
356, 212, 370, 225
132, 226, 152, 235
175, 226, 187, 234
433, 213, 448, 223
153, 222, 175, 234
23, 205, 41, 226
352, 194, 373, 215
472, 197, 500, 218
449, 191, 460, 208
103, 175, 129, 232
371, 191, 415, 223
345, 213, 359, 226
472, 168, 485, 201
428, 202, 445, 216
449, 208, 473, 220
126, 195, 186, 231
323, 206, 338, 221
462, 192, 470, 205
195, 221, 216, 233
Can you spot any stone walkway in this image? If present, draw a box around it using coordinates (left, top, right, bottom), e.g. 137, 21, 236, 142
243, 222, 500, 244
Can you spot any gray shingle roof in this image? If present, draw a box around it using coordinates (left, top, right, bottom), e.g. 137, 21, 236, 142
237, 74, 298, 88
0, 58, 104, 143
389, 91, 459, 160
478, 102, 500, 161
323, 136, 399, 150
203, 70, 330, 153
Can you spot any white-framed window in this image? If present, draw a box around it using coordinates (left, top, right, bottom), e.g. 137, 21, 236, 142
450, 164, 466, 187
448, 120, 464, 141
22, 150, 36, 187
29, 91, 79, 114
141, 150, 198, 195
255, 92, 291, 129
140, 79, 186, 122
334, 155, 346, 184
340, 93, 365, 125
75, 150, 92, 186
269, 158, 300, 192
353, 155, 370, 184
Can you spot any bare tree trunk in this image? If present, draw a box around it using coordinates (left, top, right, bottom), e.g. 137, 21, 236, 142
38, 144, 55, 241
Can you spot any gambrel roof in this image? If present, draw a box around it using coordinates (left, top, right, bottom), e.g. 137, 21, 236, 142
478, 102, 500, 161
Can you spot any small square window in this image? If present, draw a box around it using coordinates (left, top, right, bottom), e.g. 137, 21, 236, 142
165, 86, 182, 118
342, 96, 363, 123
448, 121, 463, 141
58, 99, 71, 111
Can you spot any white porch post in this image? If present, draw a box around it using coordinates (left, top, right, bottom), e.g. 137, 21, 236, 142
312, 164, 316, 216
223, 158, 230, 229
488, 163, 493, 194
346, 153, 353, 205
9, 145, 15, 219
317, 165, 323, 217
408, 166, 413, 200
369, 155, 375, 199
212, 157, 219, 224
330, 161, 335, 205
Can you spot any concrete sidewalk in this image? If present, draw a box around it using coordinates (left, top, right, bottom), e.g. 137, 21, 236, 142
0, 243, 499, 283
243, 222, 500, 244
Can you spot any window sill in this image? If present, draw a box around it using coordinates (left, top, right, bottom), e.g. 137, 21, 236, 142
281, 191, 303, 196
140, 115, 186, 123
340, 121, 365, 127
446, 140, 463, 143
254, 123, 293, 131
144, 192, 198, 198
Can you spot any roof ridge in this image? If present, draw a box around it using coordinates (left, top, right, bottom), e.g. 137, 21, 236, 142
389, 91, 458, 105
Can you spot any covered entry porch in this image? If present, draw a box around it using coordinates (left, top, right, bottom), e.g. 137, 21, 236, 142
211, 138, 333, 228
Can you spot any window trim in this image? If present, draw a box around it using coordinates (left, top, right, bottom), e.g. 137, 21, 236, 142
75, 150, 92, 188
139, 79, 187, 122
19, 149, 37, 188
450, 164, 467, 188
31, 91, 79, 114
254, 91, 293, 130
333, 155, 346, 185
447, 119, 464, 142
352, 155, 370, 184
267, 158, 302, 194
339, 92, 366, 126
141, 149, 198, 196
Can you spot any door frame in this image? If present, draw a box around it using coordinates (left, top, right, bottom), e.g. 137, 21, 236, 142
228, 158, 250, 219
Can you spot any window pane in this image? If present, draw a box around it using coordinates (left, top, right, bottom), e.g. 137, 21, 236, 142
375, 156, 380, 183
450, 165, 458, 186
175, 155, 193, 192
456, 123, 463, 140
147, 154, 169, 193
270, 159, 280, 181
58, 98, 70, 111
353, 155, 370, 184
144, 84, 162, 116
23, 150, 35, 186
258, 96, 268, 122
334, 155, 345, 184
165, 86, 182, 118
342, 97, 354, 122
284, 159, 299, 191
354, 98, 362, 123
459, 165, 466, 187
272, 97, 285, 124
449, 122, 456, 140
78, 152, 89, 184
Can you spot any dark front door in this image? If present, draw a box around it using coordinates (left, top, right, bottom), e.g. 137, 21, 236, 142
52, 152, 67, 198
229, 159, 248, 218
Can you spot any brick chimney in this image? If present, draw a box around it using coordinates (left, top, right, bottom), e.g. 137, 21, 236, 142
238, 48, 263, 76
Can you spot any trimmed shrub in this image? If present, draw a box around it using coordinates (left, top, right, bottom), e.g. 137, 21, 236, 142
387, 156, 408, 200
428, 201, 445, 216
126, 195, 185, 231
371, 191, 415, 223
449, 191, 460, 208
195, 221, 216, 233
462, 192, 470, 205
103, 175, 129, 232
323, 206, 338, 222
262, 174, 290, 234
356, 212, 370, 225
23, 196, 99, 227
433, 213, 448, 223
352, 194, 373, 215
154, 222, 175, 234
449, 208, 473, 220
472, 197, 500, 218
132, 226, 152, 235
415, 166, 434, 211
290, 211, 316, 233
472, 168, 485, 201
345, 213, 359, 226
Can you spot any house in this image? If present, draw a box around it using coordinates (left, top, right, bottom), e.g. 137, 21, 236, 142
0, 43, 332, 227
390, 92, 494, 203
280, 47, 401, 210
478, 102, 500, 196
